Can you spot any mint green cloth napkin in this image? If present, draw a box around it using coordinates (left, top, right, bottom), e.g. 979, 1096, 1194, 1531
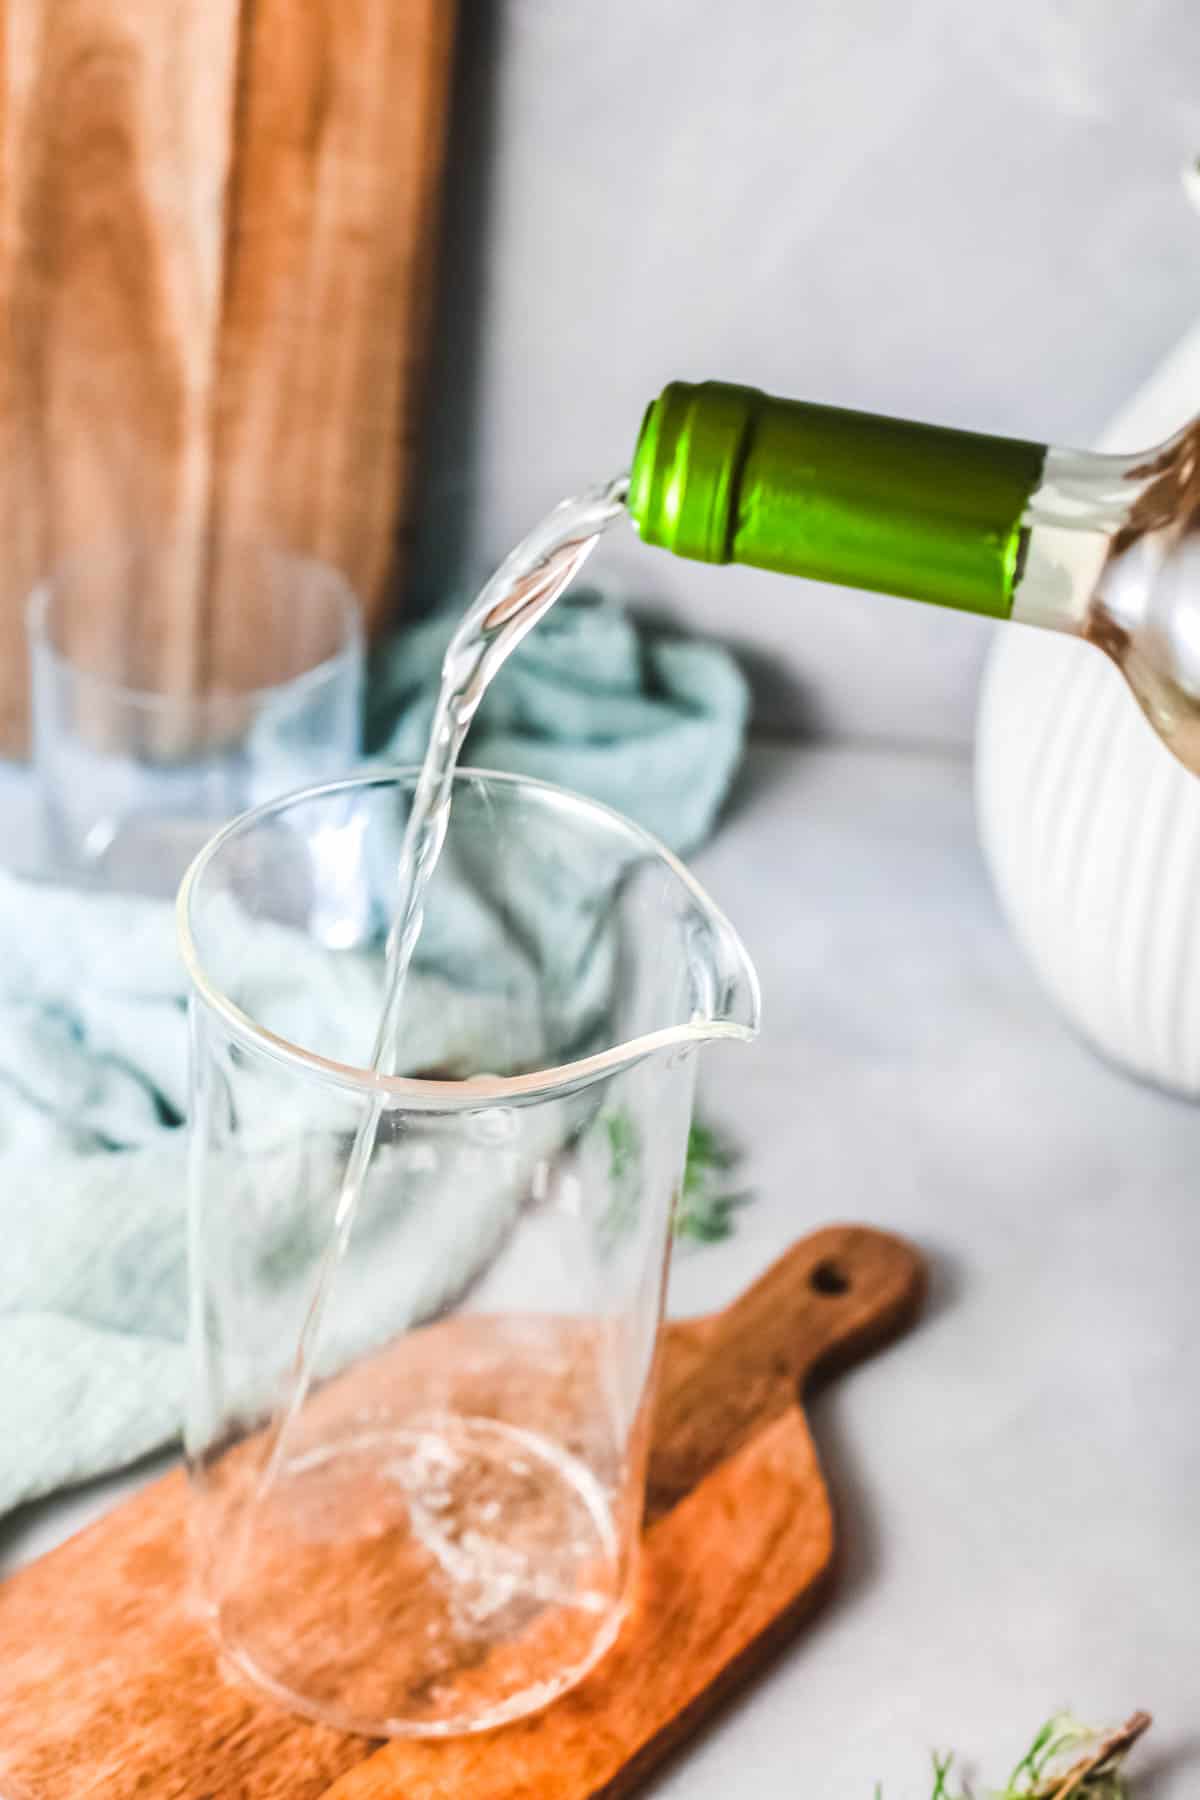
0, 590, 748, 1515
367, 589, 747, 855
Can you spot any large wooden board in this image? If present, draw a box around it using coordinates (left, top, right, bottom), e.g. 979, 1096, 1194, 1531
0, 1225, 924, 1798
0, 0, 455, 747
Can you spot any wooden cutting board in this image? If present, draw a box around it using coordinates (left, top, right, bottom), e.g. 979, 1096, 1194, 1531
0, 1225, 923, 1799
0, 0, 456, 747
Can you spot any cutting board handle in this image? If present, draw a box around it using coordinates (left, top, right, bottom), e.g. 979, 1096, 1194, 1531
648, 1225, 924, 1518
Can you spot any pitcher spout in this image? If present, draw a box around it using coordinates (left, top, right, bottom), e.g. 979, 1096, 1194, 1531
686, 888, 761, 1044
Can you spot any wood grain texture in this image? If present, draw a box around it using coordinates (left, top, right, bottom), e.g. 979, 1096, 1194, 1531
0, 0, 239, 742
0, 0, 454, 748
206, 0, 455, 690
0, 1226, 924, 1800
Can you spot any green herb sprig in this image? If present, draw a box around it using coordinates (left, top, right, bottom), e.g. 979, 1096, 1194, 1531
595, 1110, 753, 1250
880, 1713, 1151, 1800
675, 1119, 752, 1244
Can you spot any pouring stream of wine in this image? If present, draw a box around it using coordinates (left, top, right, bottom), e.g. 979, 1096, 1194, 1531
245, 476, 629, 1519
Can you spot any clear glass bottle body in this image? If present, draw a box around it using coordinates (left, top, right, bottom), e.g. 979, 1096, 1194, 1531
1013, 420, 1200, 773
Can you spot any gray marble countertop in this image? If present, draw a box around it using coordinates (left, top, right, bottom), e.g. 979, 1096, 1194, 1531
663, 741, 1200, 1796
4, 739, 1198, 1794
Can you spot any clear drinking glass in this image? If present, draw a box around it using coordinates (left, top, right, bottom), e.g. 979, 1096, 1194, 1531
178, 769, 758, 1737
28, 540, 363, 895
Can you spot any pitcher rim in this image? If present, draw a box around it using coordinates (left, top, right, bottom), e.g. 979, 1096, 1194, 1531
177, 766, 759, 1110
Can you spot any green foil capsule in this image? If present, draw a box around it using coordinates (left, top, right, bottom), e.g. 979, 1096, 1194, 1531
628, 380, 1047, 619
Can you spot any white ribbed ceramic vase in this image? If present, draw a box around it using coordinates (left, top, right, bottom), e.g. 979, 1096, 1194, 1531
975, 316, 1200, 1097
978, 626, 1200, 1096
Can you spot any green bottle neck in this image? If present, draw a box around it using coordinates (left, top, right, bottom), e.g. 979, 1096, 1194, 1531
628, 381, 1049, 620
630, 383, 1200, 775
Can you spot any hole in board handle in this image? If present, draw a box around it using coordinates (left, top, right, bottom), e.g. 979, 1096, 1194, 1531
809, 1259, 850, 1297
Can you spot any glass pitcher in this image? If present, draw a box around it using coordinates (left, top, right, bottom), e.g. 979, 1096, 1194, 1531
178, 768, 758, 1738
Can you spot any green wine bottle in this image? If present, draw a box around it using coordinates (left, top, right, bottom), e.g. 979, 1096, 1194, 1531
628, 380, 1200, 772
